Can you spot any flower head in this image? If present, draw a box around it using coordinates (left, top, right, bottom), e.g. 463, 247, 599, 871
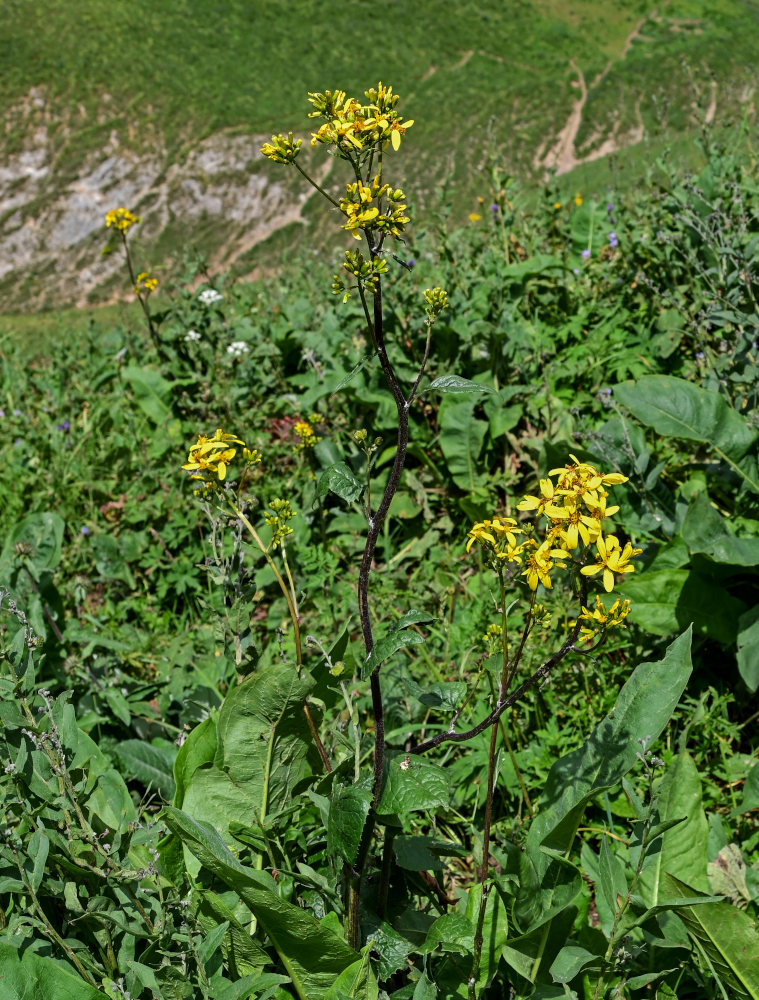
265, 497, 296, 547
134, 271, 157, 295
105, 208, 140, 232
198, 288, 223, 306
182, 428, 245, 483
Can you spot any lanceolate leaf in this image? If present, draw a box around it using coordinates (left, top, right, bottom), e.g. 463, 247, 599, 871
663, 874, 759, 999
425, 375, 497, 395
516, 629, 692, 934
163, 808, 358, 1000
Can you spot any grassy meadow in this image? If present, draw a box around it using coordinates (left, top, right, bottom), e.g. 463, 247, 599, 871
0, 5, 758, 999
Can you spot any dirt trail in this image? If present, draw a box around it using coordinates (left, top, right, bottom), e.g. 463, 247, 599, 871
535, 3, 669, 175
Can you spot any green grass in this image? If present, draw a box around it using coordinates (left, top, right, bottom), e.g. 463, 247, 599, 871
2, 0, 758, 312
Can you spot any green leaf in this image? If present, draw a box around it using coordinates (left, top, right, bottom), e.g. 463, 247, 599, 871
615, 375, 759, 490
28, 828, 49, 894
438, 396, 487, 491
465, 883, 508, 989
682, 494, 759, 566
425, 375, 496, 395
420, 913, 474, 955
163, 808, 358, 1000
121, 365, 173, 424
324, 949, 379, 1000
0, 941, 108, 999
516, 629, 692, 934
737, 608, 759, 693
317, 463, 364, 504
173, 716, 217, 806
182, 664, 315, 845
393, 835, 461, 871
404, 677, 466, 712
597, 836, 627, 930
663, 873, 759, 998
361, 611, 433, 678
639, 752, 708, 907
549, 944, 601, 984
740, 762, 759, 814
620, 568, 744, 644
0, 511, 65, 572
377, 757, 449, 820
327, 782, 372, 866
115, 740, 177, 800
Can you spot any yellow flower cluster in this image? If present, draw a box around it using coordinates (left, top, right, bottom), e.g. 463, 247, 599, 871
134, 271, 158, 295
265, 498, 296, 547
105, 208, 140, 232
574, 595, 632, 643
260, 131, 302, 164
307, 82, 414, 153
293, 416, 321, 453
182, 429, 245, 482
467, 456, 641, 594
339, 177, 409, 241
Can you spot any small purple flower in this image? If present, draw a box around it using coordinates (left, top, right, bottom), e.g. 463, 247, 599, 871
81, 526, 91, 536
581, 249, 591, 260
0, 409, 5, 418
12, 409, 21, 416
572, 268, 580, 275
57, 420, 70, 432
406, 257, 416, 268
606, 203, 614, 213
608, 232, 619, 249
695, 352, 705, 360
490, 203, 500, 213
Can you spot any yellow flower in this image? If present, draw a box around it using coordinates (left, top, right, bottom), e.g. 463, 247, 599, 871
522, 540, 568, 591
466, 517, 523, 561
389, 118, 414, 150
105, 208, 140, 232
573, 595, 632, 642
293, 419, 321, 453
580, 534, 642, 593
551, 496, 601, 550
182, 428, 245, 482
574, 193, 583, 206
553, 202, 562, 210
468, 213, 482, 222
517, 477, 563, 520
133, 271, 158, 295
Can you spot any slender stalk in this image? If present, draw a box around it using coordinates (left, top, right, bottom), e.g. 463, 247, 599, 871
231, 502, 331, 773
409, 580, 587, 755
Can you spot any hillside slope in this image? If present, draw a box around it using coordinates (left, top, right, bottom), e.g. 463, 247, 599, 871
1, 0, 756, 310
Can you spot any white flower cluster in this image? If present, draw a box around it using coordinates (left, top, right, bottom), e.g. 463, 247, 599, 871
227, 341, 249, 358
198, 288, 223, 306
184, 329, 201, 343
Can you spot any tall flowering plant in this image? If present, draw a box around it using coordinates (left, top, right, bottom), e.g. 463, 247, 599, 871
169, 85, 688, 1000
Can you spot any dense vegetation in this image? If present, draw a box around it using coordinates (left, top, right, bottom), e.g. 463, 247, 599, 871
0, 81, 758, 999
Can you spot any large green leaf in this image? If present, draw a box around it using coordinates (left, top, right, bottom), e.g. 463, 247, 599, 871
516, 629, 692, 934
620, 568, 744, 644
0, 942, 108, 998
182, 664, 316, 843
377, 756, 449, 821
115, 739, 176, 800
327, 781, 372, 866
737, 607, 759, 693
615, 376, 759, 491
638, 752, 708, 907
682, 494, 759, 566
121, 365, 173, 424
438, 396, 487, 491
663, 874, 759, 999
163, 808, 358, 1000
